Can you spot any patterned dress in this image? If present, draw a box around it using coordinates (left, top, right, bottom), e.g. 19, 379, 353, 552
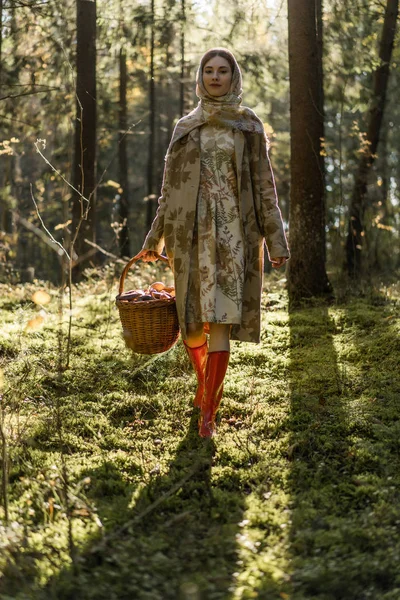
186, 124, 245, 325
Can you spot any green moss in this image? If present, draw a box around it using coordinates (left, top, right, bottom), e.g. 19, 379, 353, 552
0, 277, 400, 599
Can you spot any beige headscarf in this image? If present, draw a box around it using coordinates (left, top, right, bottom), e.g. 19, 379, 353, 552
169, 48, 265, 147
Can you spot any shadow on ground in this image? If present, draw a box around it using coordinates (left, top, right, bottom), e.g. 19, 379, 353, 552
1, 407, 250, 599
256, 292, 400, 599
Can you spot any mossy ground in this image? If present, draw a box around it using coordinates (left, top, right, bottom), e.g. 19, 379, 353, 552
0, 264, 399, 600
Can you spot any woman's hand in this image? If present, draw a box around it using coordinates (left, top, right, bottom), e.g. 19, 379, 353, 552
271, 257, 287, 269
136, 249, 160, 263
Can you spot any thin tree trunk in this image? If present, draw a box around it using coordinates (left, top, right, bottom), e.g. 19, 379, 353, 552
118, 46, 130, 257
71, 0, 97, 275
345, 0, 399, 278
165, 43, 173, 144
0, 0, 3, 89
379, 124, 391, 221
146, 0, 156, 230
0, 416, 9, 525
287, 0, 331, 301
180, 0, 185, 117
8, 5, 19, 246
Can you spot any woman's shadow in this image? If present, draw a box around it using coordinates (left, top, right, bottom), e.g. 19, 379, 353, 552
36, 387, 247, 600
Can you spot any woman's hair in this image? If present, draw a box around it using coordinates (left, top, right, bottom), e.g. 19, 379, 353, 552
200, 48, 236, 74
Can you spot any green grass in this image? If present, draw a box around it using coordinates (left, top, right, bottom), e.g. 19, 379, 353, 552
0, 267, 399, 600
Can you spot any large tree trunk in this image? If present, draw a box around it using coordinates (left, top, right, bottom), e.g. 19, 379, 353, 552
345, 0, 399, 278
0, 0, 8, 234
118, 46, 130, 257
315, 0, 327, 264
287, 0, 331, 301
71, 0, 97, 275
146, 0, 156, 231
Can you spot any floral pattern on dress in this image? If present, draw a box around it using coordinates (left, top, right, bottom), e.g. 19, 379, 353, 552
186, 125, 245, 325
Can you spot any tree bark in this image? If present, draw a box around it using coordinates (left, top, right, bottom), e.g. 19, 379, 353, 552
316, 0, 327, 264
71, 0, 97, 275
165, 42, 173, 145
345, 0, 399, 278
179, 0, 185, 117
7, 5, 19, 241
0, 0, 3, 90
0, 0, 7, 233
287, 0, 331, 301
118, 46, 130, 257
146, 0, 156, 230
379, 124, 392, 223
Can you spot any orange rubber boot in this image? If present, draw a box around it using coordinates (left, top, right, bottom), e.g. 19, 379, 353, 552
199, 351, 230, 438
183, 340, 208, 407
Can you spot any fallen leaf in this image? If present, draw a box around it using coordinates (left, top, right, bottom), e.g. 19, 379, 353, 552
32, 291, 51, 305
25, 315, 45, 331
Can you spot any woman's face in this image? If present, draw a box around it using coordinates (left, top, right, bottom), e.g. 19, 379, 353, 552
202, 56, 232, 97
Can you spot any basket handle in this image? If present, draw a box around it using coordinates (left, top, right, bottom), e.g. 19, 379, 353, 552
118, 251, 170, 296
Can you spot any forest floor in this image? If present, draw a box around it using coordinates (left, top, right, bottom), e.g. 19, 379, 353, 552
0, 263, 399, 600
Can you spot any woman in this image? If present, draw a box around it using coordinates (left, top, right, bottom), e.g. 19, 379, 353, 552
137, 48, 289, 438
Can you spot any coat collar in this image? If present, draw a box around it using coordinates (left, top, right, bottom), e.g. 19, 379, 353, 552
169, 103, 264, 150
169, 108, 206, 147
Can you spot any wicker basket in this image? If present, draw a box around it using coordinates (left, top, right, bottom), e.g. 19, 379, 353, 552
116, 252, 180, 354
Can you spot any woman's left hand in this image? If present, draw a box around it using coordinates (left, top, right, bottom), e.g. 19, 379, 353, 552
135, 249, 160, 263
271, 257, 287, 269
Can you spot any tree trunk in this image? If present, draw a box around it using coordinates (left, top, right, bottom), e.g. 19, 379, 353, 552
118, 46, 130, 257
316, 0, 327, 264
71, 0, 97, 275
345, 0, 398, 278
179, 0, 185, 117
287, 0, 331, 301
165, 43, 173, 144
146, 0, 156, 230
7, 5, 18, 244
0, 0, 7, 233
379, 124, 392, 223
0, 0, 3, 89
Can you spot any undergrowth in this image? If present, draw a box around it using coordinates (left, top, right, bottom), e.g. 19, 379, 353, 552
0, 264, 399, 600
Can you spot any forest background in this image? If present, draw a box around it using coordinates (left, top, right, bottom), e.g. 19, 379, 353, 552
1, 0, 400, 599
0, 0, 399, 285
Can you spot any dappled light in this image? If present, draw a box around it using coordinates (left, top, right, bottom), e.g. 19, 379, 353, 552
1, 0, 400, 597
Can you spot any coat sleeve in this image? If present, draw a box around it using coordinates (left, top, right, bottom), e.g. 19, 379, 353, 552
141, 151, 172, 255
253, 133, 290, 260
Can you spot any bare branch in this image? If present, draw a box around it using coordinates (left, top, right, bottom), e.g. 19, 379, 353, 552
0, 113, 36, 127
14, 212, 68, 258
30, 184, 70, 260
34, 139, 90, 205
83, 238, 127, 263
0, 87, 59, 101
3, 0, 51, 7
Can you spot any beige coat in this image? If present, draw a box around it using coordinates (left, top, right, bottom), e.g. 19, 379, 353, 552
142, 122, 289, 343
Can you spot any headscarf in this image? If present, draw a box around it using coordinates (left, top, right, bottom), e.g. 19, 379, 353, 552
169, 48, 265, 147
